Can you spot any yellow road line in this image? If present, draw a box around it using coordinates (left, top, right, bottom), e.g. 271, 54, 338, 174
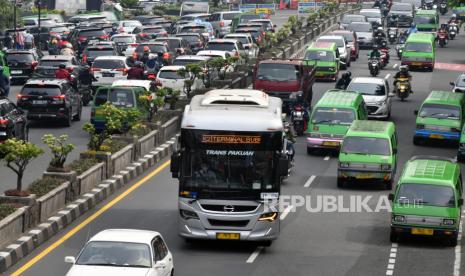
12, 160, 171, 276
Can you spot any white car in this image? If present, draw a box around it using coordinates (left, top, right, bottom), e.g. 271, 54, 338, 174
65, 229, 174, 276
204, 39, 246, 59
91, 56, 131, 87
157, 65, 204, 97
223, 33, 258, 58
347, 77, 393, 119
116, 20, 143, 34
316, 35, 351, 69
110, 34, 139, 56
196, 50, 236, 73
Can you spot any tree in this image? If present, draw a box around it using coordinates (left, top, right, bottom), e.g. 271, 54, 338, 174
449, 0, 465, 7
158, 87, 180, 110
138, 90, 165, 122
0, 139, 43, 192
0, 0, 21, 30
42, 134, 75, 169
207, 56, 239, 80
120, 0, 139, 9
177, 63, 203, 98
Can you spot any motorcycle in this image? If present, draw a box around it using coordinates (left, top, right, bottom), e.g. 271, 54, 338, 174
439, 2, 448, 15
388, 28, 398, 44
437, 30, 448, 47
291, 105, 307, 136
396, 33, 407, 59
395, 77, 411, 101
449, 23, 458, 39
380, 47, 390, 68
78, 84, 94, 106
369, 58, 380, 77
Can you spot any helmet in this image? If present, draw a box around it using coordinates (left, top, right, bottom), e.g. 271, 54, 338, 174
157, 51, 163, 57
65, 43, 72, 49
400, 65, 408, 72
143, 46, 150, 52
377, 27, 383, 31
452, 14, 457, 19
59, 63, 66, 69
148, 54, 156, 60
343, 71, 351, 78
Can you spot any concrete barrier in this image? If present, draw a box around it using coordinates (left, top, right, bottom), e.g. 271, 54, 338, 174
111, 145, 134, 176
139, 130, 159, 157
37, 182, 70, 223
0, 207, 26, 249
77, 163, 105, 195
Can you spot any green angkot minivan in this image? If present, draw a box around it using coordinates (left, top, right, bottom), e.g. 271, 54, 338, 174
304, 41, 340, 81
413, 91, 464, 145
401, 33, 436, 71
307, 90, 367, 154
338, 120, 397, 189
389, 156, 463, 246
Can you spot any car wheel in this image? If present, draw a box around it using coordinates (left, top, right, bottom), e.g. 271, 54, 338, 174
450, 236, 458, 247
260, 240, 272, 247
63, 109, 72, 127
413, 136, 421, 146
457, 155, 465, 163
389, 230, 398, 243
73, 101, 82, 121
337, 177, 345, 188
307, 147, 315, 155
171, 269, 174, 276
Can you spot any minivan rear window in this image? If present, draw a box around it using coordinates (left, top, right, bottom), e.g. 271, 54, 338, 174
159, 70, 184, 79
38, 60, 70, 67
205, 42, 235, 51
405, 42, 432, 53
312, 107, 355, 125
22, 85, 61, 96
342, 137, 391, 155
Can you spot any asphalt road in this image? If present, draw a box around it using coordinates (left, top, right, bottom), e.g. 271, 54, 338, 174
6, 10, 465, 276
0, 10, 295, 193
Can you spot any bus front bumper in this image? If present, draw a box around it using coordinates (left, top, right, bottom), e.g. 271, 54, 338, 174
307, 137, 342, 149
414, 129, 460, 141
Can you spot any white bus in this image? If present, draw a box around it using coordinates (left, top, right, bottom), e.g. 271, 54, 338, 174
170, 89, 288, 245
180, 0, 210, 16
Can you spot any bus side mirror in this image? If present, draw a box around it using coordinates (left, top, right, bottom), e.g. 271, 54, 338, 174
170, 153, 180, 178
388, 193, 395, 201
459, 198, 463, 206
278, 157, 289, 177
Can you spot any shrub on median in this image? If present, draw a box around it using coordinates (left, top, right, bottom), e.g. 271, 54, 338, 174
0, 204, 16, 220
27, 177, 64, 198
68, 158, 100, 175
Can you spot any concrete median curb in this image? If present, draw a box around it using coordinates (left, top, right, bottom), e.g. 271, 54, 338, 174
0, 136, 178, 273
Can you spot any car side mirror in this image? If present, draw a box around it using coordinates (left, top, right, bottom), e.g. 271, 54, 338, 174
459, 198, 464, 206
414, 110, 418, 115
388, 193, 395, 201
278, 156, 289, 177
450, 81, 455, 86
170, 152, 180, 178
64, 256, 76, 264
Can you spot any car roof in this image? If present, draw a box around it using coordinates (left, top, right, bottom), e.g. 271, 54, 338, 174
309, 41, 337, 50
176, 33, 202, 37
89, 229, 161, 244
400, 156, 459, 186
224, 33, 251, 37
176, 55, 211, 60
93, 56, 128, 61
112, 80, 152, 90
160, 65, 185, 71
26, 79, 67, 85
318, 35, 345, 41
423, 90, 464, 106
197, 50, 228, 56
360, 8, 381, 13
316, 90, 362, 108
41, 55, 73, 60
208, 39, 238, 44
351, 77, 385, 84
346, 120, 395, 138
258, 59, 301, 65
111, 34, 137, 38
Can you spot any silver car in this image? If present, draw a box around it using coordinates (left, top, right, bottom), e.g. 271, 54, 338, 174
316, 35, 351, 69
450, 73, 465, 93
223, 33, 259, 58
348, 22, 374, 49
209, 11, 242, 37
347, 77, 394, 119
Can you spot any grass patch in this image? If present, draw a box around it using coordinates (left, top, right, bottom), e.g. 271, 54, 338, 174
68, 158, 100, 175
0, 204, 17, 220
28, 177, 64, 197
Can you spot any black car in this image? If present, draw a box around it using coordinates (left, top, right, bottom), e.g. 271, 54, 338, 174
388, 3, 415, 27
133, 15, 164, 26
17, 79, 82, 126
6, 49, 43, 84
82, 45, 119, 65
154, 37, 192, 56
132, 26, 168, 41
175, 33, 206, 54
33, 55, 82, 79
0, 98, 28, 143
68, 27, 109, 53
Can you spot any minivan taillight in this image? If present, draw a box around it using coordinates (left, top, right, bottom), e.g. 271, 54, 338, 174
115, 68, 128, 75
0, 119, 9, 125
53, 95, 65, 100
220, 21, 225, 27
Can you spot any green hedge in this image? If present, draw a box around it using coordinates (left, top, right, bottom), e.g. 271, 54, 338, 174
28, 178, 64, 198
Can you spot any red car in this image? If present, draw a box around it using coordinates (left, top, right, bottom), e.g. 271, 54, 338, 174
331, 30, 359, 61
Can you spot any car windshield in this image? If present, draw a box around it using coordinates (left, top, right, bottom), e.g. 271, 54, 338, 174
317, 38, 344, 47
112, 36, 135, 43
50, 26, 69, 33
333, 32, 354, 42
349, 23, 372, 32
257, 63, 300, 81
396, 184, 456, 207
22, 85, 61, 96
414, 16, 436, 24
304, 50, 335, 62
76, 241, 151, 268
6, 53, 34, 62
143, 27, 164, 33
391, 4, 412, 11
178, 35, 200, 43
419, 103, 461, 120
38, 60, 69, 67
184, 150, 275, 194
92, 59, 125, 69
240, 14, 260, 22
205, 42, 235, 51
404, 42, 432, 52
225, 36, 249, 45
223, 13, 239, 20
181, 26, 206, 33
342, 137, 391, 155
312, 107, 356, 125
342, 15, 365, 24
360, 11, 381, 18
159, 70, 184, 79
173, 59, 204, 66
347, 82, 386, 96
80, 30, 105, 37
86, 49, 115, 57
156, 39, 180, 50
123, 21, 141, 27
136, 45, 166, 53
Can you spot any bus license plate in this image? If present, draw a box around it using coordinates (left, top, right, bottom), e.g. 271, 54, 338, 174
323, 141, 339, 146
216, 233, 240, 240
411, 228, 434, 235
429, 134, 444, 139
356, 173, 373, 179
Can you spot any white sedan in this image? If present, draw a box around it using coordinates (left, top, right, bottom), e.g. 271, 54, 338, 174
91, 56, 131, 87
65, 229, 174, 276
157, 65, 204, 98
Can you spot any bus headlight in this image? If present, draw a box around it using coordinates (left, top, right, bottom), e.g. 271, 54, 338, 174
180, 209, 199, 220
339, 162, 350, 168
381, 164, 391, 170
259, 212, 278, 222
393, 215, 405, 222
443, 219, 455, 225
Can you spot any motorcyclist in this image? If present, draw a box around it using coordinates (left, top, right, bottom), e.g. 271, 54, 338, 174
408, 23, 418, 34
290, 94, 310, 123
145, 54, 157, 72
373, 0, 381, 8
283, 119, 296, 162
55, 63, 73, 82
379, 40, 390, 64
369, 46, 381, 59
448, 14, 460, 25
127, 61, 145, 80
60, 43, 74, 56
393, 65, 412, 93
0, 66, 10, 97
78, 65, 97, 88
140, 46, 151, 64
438, 23, 449, 41
335, 71, 352, 90
374, 27, 386, 39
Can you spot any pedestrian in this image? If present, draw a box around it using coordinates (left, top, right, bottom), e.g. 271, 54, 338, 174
3, 32, 13, 49
0, 66, 10, 98
15, 30, 24, 50
24, 31, 35, 49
